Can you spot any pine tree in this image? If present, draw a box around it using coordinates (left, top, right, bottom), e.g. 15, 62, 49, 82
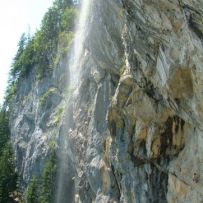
0, 109, 17, 203
25, 176, 39, 203
10, 33, 27, 80
39, 154, 57, 203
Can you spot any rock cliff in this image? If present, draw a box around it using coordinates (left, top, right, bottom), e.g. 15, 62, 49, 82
10, 0, 203, 202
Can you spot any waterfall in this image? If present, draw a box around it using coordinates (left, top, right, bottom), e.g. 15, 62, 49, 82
70, 0, 91, 88
55, 0, 91, 202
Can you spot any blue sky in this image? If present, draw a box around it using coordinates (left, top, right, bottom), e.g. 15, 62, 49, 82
0, 0, 54, 105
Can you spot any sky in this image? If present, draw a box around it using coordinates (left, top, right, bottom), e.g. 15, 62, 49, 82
0, 0, 54, 105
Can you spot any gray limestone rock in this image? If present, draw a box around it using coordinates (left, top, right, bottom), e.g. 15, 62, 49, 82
10, 0, 203, 202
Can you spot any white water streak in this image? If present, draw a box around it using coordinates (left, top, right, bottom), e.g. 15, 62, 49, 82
70, 0, 91, 88
56, 0, 91, 202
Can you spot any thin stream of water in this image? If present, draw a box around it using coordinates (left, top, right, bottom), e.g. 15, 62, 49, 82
70, 0, 91, 89
55, 0, 91, 202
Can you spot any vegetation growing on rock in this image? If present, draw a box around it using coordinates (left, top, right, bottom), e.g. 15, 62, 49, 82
1, 0, 77, 202
5, 0, 77, 106
26, 153, 57, 203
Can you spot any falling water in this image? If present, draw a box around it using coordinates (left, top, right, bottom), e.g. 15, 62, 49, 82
69, 0, 91, 88
55, 0, 91, 202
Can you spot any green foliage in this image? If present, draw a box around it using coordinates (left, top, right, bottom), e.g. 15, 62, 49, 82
53, 107, 64, 125
60, 7, 78, 32
10, 33, 28, 81
39, 88, 57, 106
58, 31, 74, 54
25, 153, 57, 203
53, 0, 73, 9
0, 110, 9, 153
48, 140, 57, 150
2, 0, 77, 200
25, 176, 38, 203
39, 155, 57, 203
6, 1, 77, 105
0, 109, 18, 203
0, 106, 58, 203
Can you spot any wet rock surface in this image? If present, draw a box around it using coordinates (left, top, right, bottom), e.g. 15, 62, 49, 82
10, 57, 68, 187
73, 0, 203, 202
10, 0, 203, 202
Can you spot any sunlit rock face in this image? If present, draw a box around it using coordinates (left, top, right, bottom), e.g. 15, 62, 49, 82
10, 0, 203, 202
9, 55, 69, 187
72, 0, 203, 202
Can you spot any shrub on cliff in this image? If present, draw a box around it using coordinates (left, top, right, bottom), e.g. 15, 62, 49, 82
6, 0, 77, 105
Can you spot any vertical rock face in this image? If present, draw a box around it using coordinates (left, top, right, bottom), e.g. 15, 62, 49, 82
9, 55, 69, 187
10, 0, 203, 202
72, 0, 203, 202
